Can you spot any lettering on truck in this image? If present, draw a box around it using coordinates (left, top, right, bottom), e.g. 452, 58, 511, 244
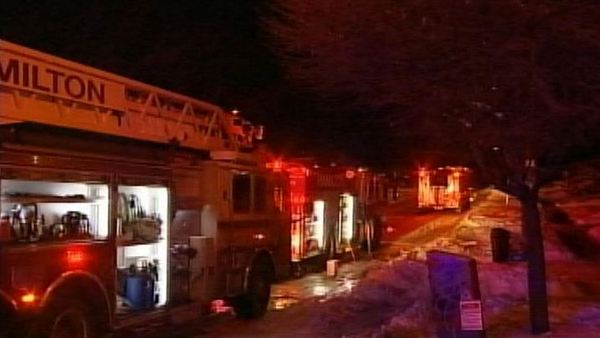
0, 44, 125, 109
0, 58, 105, 104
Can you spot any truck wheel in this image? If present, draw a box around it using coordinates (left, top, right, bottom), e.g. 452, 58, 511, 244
233, 266, 271, 319
36, 299, 100, 338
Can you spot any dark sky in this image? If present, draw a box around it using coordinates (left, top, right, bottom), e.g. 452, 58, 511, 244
1, 1, 397, 168
1, 1, 278, 102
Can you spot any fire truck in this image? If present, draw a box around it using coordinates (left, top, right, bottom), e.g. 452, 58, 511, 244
417, 166, 471, 211
0, 40, 290, 338
267, 160, 384, 272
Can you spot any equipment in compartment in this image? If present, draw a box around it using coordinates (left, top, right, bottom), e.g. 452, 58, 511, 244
118, 260, 159, 312
8, 203, 42, 242
116, 185, 169, 308
124, 273, 155, 311
118, 193, 162, 243
6, 204, 93, 242
0, 180, 109, 243
60, 211, 91, 238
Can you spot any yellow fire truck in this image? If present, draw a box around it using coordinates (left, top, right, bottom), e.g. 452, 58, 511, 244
0, 40, 290, 337
418, 166, 471, 211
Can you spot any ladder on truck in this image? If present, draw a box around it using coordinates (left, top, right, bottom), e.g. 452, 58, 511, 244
0, 39, 261, 153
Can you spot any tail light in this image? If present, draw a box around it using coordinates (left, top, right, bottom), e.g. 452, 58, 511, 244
67, 249, 87, 268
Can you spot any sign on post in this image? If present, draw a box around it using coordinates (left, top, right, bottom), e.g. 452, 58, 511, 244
426, 250, 485, 338
460, 300, 484, 331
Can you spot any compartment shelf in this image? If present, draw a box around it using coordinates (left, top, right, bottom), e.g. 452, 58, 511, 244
116, 238, 162, 247
1, 194, 102, 204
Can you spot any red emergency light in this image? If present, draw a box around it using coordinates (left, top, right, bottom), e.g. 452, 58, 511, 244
345, 170, 355, 179
66, 249, 87, 268
211, 299, 232, 314
266, 160, 283, 172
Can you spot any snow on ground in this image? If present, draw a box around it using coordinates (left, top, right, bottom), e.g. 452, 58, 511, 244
542, 180, 600, 246
307, 260, 433, 338
306, 188, 600, 337
205, 187, 600, 338
377, 188, 600, 338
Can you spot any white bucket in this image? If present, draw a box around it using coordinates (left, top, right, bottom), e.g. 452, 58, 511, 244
326, 259, 339, 277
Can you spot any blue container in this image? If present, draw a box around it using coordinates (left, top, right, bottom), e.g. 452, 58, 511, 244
124, 274, 155, 311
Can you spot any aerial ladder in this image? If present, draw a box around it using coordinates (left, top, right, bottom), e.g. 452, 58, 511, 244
0, 39, 262, 154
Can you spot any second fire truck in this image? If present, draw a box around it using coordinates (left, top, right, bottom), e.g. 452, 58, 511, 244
267, 159, 385, 272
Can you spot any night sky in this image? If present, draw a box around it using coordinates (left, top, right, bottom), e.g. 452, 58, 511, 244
5, 1, 597, 175
1, 1, 393, 168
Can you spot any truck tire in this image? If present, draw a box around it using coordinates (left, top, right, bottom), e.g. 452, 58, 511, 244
35, 299, 101, 338
233, 265, 271, 319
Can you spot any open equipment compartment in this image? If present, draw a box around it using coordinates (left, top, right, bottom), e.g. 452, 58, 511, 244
0, 178, 109, 244
116, 184, 169, 312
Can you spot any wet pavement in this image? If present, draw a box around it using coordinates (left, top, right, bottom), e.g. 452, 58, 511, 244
119, 259, 383, 338
188, 258, 383, 338
269, 259, 377, 311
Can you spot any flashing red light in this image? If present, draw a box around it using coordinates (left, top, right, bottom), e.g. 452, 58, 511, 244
287, 165, 308, 177
67, 249, 86, 268
345, 170, 355, 179
386, 226, 396, 233
267, 160, 283, 172
211, 299, 231, 313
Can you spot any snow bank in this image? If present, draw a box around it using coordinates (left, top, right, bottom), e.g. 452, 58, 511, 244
308, 260, 433, 338
375, 259, 600, 338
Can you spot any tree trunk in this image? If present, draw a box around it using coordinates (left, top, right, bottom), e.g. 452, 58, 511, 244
520, 191, 550, 334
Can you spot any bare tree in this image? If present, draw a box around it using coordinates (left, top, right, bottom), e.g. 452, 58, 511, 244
265, 0, 600, 334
